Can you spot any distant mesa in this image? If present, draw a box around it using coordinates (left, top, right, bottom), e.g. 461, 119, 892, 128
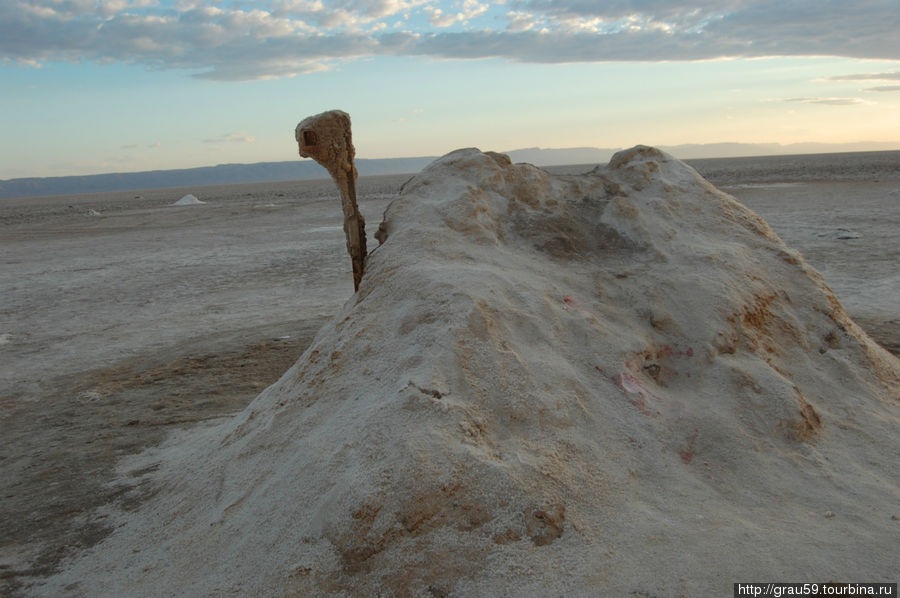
172, 194, 204, 206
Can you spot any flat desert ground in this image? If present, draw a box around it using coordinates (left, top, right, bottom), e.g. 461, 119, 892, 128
1, 151, 898, 594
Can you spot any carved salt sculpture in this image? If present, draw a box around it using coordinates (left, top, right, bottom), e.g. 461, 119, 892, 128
295, 110, 367, 291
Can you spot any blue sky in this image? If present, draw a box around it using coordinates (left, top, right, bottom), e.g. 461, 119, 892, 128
1, 0, 899, 178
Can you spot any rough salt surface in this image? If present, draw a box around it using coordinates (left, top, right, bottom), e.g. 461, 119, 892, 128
36, 147, 899, 597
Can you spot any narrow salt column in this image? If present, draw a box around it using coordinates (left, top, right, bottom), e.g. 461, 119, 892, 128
295, 110, 367, 291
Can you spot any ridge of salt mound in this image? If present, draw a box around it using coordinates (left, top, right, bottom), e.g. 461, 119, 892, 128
37, 146, 899, 597
172, 193, 204, 205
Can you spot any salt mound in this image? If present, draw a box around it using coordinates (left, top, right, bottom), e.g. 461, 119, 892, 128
38, 147, 899, 597
172, 193, 204, 205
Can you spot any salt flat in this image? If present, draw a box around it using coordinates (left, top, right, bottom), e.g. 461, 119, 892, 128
0, 176, 399, 593
0, 152, 898, 595
718, 180, 900, 354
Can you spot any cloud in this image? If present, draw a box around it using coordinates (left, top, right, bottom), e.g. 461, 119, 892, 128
827, 71, 900, 82
780, 97, 867, 106
273, 0, 428, 30
423, 6, 457, 27
424, 1, 488, 28
121, 140, 162, 149
505, 10, 542, 32
823, 70, 900, 93
204, 133, 256, 144
1, 0, 899, 81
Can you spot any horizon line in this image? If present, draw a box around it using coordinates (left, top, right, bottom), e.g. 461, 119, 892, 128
3, 141, 900, 184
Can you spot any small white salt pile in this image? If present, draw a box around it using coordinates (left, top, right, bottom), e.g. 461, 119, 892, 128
37, 147, 898, 597
172, 194, 204, 206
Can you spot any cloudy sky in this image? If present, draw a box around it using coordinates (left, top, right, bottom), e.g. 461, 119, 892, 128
2, 0, 899, 178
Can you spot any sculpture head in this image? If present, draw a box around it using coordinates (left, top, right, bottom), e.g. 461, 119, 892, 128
294, 109, 353, 168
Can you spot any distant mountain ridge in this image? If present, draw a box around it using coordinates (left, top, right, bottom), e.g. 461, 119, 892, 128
2, 142, 897, 199
0, 157, 436, 200
507, 141, 900, 164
